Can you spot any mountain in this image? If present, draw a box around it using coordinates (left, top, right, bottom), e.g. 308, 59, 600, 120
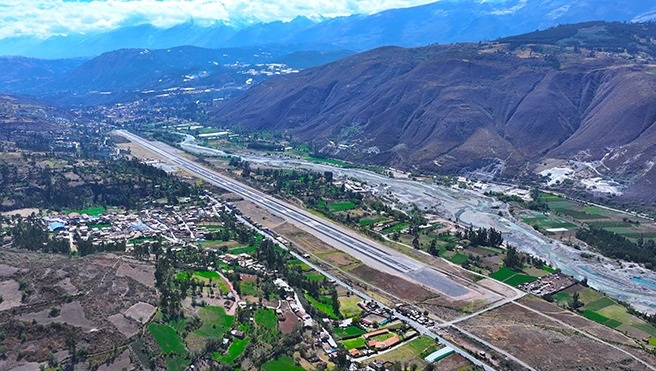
2, 0, 655, 59
0, 46, 355, 106
210, 22, 656, 204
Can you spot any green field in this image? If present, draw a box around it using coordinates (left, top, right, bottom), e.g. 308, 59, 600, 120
166, 355, 189, 371
342, 337, 367, 350
254, 308, 278, 330
369, 335, 435, 365
489, 267, 537, 286
333, 325, 366, 339
490, 267, 517, 281
581, 310, 622, 328
306, 273, 325, 281
229, 245, 257, 255
216, 337, 250, 363
551, 292, 573, 306
240, 280, 261, 296
338, 296, 362, 318
583, 297, 616, 312
261, 355, 305, 371
306, 156, 351, 167
148, 323, 186, 354
194, 306, 234, 339
328, 201, 357, 212
383, 222, 409, 233
447, 253, 469, 265
76, 206, 105, 216
359, 216, 387, 227
305, 293, 340, 319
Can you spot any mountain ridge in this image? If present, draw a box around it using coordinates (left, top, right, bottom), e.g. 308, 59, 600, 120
2, 0, 655, 59
209, 22, 656, 203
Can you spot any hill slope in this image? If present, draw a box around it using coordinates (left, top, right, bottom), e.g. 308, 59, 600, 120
210, 22, 656, 203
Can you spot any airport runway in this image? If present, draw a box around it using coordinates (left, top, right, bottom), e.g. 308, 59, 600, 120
117, 130, 477, 299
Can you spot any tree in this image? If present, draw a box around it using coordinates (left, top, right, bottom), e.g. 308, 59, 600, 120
571, 292, 583, 310
503, 245, 523, 270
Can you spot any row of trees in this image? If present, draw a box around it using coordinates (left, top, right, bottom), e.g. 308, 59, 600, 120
576, 227, 656, 270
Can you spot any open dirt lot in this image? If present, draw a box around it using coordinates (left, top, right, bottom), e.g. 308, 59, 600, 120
459, 302, 652, 370
0, 248, 158, 369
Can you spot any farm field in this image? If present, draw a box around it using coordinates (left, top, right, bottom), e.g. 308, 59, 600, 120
537, 194, 656, 241
367, 335, 437, 366
261, 355, 305, 371
148, 323, 186, 354
489, 267, 538, 287
194, 306, 234, 338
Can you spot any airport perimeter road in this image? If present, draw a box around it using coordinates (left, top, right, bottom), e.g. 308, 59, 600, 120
117, 130, 486, 300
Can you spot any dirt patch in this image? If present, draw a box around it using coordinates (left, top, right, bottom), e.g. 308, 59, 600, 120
435, 352, 472, 370
108, 313, 141, 338
317, 251, 360, 268
279, 301, 300, 334
124, 302, 157, 324
97, 349, 134, 371
116, 262, 155, 287
350, 265, 436, 304
6, 362, 41, 371
273, 222, 336, 255
518, 295, 656, 365
1, 208, 40, 217
0, 263, 19, 277
234, 200, 286, 229
459, 302, 652, 370
241, 274, 257, 282
55, 277, 78, 294
19, 301, 96, 331
0, 280, 22, 311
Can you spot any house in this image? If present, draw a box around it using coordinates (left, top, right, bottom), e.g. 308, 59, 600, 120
230, 330, 245, 339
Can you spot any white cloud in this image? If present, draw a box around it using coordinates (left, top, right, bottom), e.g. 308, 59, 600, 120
0, 0, 439, 39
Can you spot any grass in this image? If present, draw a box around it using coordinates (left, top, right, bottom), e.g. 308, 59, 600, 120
581, 310, 622, 328
448, 253, 469, 265
305, 293, 339, 319
75, 206, 105, 216
583, 297, 616, 312
306, 273, 325, 281
490, 267, 517, 281
306, 156, 351, 167
633, 323, 656, 337
577, 288, 604, 304
215, 337, 250, 363
551, 292, 572, 306
370, 335, 434, 365
338, 296, 362, 318
359, 216, 387, 227
261, 355, 305, 371
194, 306, 234, 339
371, 332, 395, 342
328, 201, 357, 212
166, 355, 189, 371
334, 325, 366, 340
148, 323, 186, 354
254, 308, 278, 330
229, 245, 257, 255
88, 223, 111, 229
343, 337, 367, 349
240, 280, 260, 296
383, 222, 409, 233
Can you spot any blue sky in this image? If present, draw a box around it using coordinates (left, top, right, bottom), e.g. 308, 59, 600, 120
0, 0, 440, 39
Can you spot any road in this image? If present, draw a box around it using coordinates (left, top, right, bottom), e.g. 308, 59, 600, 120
235, 212, 498, 371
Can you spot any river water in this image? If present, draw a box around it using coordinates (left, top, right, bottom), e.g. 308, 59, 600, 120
180, 135, 656, 314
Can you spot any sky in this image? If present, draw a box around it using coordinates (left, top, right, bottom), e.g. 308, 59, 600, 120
0, 0, 440, 39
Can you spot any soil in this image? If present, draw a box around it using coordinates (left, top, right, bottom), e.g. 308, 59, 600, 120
459, 302, 652, 370
350, 265, 436, 304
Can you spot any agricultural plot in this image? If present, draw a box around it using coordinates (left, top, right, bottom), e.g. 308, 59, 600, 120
328, 201, 357, 212
489, 267, 537, 287
338, 296, 362, 318
215, 337, 251, 363
367, 335, 436, 366
261, 355, 305, 371
194, 306, 234, 339
148, 323, 186, 354
333, 325, 366, 340
343, 337, 367, 350
305, 293, 340, 319
254, 308, 278, 330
